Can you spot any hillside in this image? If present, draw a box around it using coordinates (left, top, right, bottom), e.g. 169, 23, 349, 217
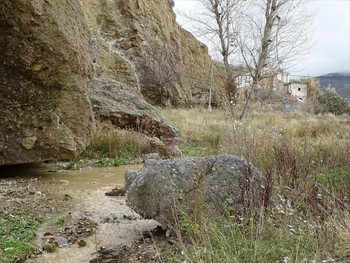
317, 72, 350, 98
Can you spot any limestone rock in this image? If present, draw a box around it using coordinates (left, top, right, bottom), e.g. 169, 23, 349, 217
125, 155, 265, 228
180, 29, 227, 108
0, 0, 95, 165
80, 0, 227, 108
90, 77, 178, 140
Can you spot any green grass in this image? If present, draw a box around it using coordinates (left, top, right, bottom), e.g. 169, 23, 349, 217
0, 209, 43, 263
55, 217, 65, 226
71, 121, 152, 168
316, 165, 350, 200
180, 219, 331, 263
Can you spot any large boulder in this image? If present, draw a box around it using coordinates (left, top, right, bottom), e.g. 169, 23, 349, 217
90, 77, 177, 140
0, 0, 95, 165
125, 155, 265, 228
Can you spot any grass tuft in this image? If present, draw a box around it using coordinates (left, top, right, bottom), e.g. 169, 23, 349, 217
74, 121, 152, 167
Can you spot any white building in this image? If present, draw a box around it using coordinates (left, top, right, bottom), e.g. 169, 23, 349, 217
235, 73, 253, 88
290, 83, 307, 102
235, 68, 290, 90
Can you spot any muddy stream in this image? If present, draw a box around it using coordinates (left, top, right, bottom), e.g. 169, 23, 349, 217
5, 165, 159, 263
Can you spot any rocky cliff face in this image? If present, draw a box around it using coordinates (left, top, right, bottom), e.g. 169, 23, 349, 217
0, 0, 225, 165
0, 0, 95, 165
80, 0, 226, 107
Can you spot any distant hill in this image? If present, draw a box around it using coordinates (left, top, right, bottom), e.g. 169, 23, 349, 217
316, 72, 350, 98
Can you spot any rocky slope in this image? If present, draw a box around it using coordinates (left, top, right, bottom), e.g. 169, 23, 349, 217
80, 0, 226, 107
0, 0, 95, 165
90, 77, 178, 139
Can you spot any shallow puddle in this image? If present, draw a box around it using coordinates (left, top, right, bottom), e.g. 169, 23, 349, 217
0, 164, 159, 263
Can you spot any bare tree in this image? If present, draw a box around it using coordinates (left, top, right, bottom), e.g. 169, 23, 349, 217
182, 0, 313, 119
183, 0, 245, 113
236, 0, 314, 119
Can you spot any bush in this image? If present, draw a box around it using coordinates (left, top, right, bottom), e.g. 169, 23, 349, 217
316, 88, 349, 115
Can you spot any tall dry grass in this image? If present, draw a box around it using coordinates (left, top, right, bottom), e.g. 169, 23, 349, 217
160, 107, 350, 262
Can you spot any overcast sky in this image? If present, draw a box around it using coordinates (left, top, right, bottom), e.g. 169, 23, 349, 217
174, 0, 350, 77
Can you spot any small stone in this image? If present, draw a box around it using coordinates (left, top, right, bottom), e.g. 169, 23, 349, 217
165, 230, 172, 238
32, 64, 42, 71
105, 187, 126, 196
42, 242, 57, 253
21, 136, 37, 150
77, 239, 86, 247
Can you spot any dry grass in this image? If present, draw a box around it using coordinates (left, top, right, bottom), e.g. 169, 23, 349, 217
160, 107, 350, 262
78, 121, 152, 166
335, 218, 350, 258
160, 108, 233, 156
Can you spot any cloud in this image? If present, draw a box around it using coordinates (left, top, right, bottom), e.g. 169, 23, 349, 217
302, 1, 350, 75
174, 0, 350, 76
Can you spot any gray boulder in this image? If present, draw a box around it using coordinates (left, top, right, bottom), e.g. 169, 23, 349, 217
0, 0, 95, 165
125, 155, 265, 228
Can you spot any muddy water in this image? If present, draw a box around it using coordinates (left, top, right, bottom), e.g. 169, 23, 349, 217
21, 165, 158, 263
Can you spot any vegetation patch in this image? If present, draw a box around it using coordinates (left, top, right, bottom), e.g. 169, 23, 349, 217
316, 165, 350, 200
68, 121, 152, 169
0, 176, 60, 263
0, 210, 42, 263
159, 107, 350, 262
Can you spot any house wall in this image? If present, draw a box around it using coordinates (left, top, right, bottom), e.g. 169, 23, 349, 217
290, 83, 307, 101
236, 74, 253, 88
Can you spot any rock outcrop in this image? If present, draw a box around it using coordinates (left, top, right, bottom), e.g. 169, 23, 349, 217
0, 0, 95, 165
125, 155, 265, 228
80, 0, 227, 108
91, 77, 177, 139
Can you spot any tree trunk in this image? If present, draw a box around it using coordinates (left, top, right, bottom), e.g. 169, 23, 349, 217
240, 82, 255, 120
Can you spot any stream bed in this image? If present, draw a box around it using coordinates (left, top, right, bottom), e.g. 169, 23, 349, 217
3, 164, 159, 263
